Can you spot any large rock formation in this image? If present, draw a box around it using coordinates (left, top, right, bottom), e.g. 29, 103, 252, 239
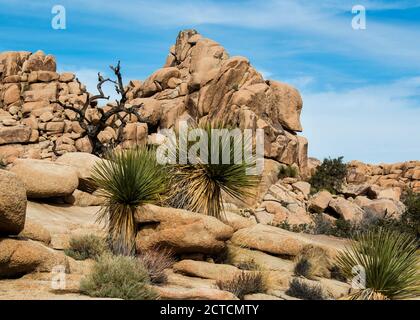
125, 29, 308, 172
0, 30, 309, 175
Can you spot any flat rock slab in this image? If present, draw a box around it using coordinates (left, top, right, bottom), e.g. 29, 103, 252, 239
26, 201, 104, 249
231, 224, 348, 258
165, 270, 218, 289
227, 245, 295, 272
173, 260, 240, 282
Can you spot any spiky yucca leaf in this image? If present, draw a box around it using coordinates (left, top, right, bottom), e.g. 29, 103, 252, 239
91, 147, 167, 255
336, 228, 420, 300
166, 123, 260, 220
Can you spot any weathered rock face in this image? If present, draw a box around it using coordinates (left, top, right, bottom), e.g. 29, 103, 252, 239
0, 170, 27, 235
18, 219, 51, 245
125, 29, 309, 172
10, 159, 79, 198
173, 260, 240, 282
158, 30, 307, 169
135, 204, 234, 254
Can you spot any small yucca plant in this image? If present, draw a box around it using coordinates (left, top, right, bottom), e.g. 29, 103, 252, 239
91, 147, 167, 256
166, 123, 260, 220
337, 228, 420, 300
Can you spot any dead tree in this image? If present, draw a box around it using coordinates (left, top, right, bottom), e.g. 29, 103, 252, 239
55, 61, 147, 156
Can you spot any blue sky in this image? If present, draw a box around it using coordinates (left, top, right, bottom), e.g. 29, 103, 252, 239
1, 0, 419, 163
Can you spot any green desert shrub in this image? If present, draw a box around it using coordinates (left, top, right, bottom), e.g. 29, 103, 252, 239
91, 147, 168, 255
309, 157, 347, 194
80, 254, 159, 300
349, 192, 420, 244
137, 249, 175, 285
64, 234, 108, 260
398, 191, 420, 241
278, 165, 298, 179
336, 228, 420, 300
294, 246, 331, 280
166, 123, 260, 221
286, 278, 329, 300
217, 271, 267, 299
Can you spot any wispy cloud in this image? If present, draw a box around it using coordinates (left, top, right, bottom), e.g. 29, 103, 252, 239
302, 77, 420, 163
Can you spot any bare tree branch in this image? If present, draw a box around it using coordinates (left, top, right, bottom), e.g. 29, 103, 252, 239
53, 62, 150, 156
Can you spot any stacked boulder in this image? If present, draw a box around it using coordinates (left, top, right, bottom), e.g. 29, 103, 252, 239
0, 30, 309, 175
0, 51, 146, 165
0, 51, 87, 161
347, 160, 420, 193
251, 176, 406, 227
125, 29, 308, 173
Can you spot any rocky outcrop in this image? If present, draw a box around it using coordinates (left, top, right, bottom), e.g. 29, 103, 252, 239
135, 204, 234, 254
126, 30, 308, 172
0, 170, 27, 235
0, 30, 309, 175
347, 160, 420, 193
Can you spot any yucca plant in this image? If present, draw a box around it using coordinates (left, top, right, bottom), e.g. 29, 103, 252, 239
166, 122, 260, 220
336, 228, 420, 300
91, 147, 167, 255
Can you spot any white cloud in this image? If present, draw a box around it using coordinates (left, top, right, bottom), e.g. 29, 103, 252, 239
256, 68, 273, 79
66, 0, 420, 69
2, 0, 420, 69
301, 77, 420, 163
284, 76, 315, 89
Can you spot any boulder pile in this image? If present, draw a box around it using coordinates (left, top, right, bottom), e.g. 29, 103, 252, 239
347, 160, 420, 193
125, 29, 308, 172
0, 30, 309, 176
